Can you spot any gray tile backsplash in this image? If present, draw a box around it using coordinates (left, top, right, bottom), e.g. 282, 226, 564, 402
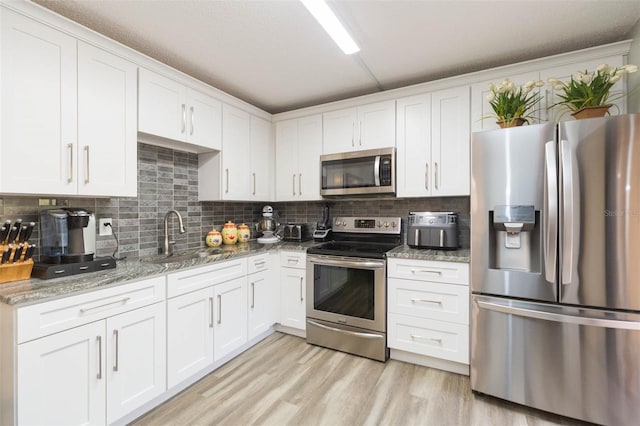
0, 143, 469, 261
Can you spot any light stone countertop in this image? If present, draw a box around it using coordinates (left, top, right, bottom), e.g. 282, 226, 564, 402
387, 245, 470, 263
0, 240, 316, 306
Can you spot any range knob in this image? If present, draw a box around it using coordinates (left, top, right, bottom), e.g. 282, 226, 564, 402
391, 221, 397, 228
384, 221, 389, 228
377, 221, 382, 228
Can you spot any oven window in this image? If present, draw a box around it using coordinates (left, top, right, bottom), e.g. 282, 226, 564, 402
312, 264, 374, 320
322, 157, 376, 189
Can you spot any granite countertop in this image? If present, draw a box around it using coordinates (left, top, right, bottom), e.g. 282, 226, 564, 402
387, 245, 470, 263
0, 240, 317, 306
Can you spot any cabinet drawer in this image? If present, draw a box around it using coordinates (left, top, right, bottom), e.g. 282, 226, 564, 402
17, 276, 165, 343
280, 251, 306, 269
387, 258, 469, 285
388, 313, 469, 364
167, 259, 247, 298
247, 253, 270, 275
388, 278, 469, 324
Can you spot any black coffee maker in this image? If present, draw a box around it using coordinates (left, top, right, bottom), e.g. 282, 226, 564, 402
40, 208, 96, 264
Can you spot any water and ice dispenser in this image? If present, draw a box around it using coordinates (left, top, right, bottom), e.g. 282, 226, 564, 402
489, 205, 541, 272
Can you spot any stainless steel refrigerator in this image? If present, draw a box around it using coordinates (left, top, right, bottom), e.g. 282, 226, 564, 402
470, 114, 640, 425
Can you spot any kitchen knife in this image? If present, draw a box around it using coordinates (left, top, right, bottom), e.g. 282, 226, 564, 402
0, 226, 8, 244
12, 219, 22, 238
13, 244, 24, 262
7, 227, 19, 244
24, 244, 35, 261
1, 248, 10, 264
15, 225, 26, 243
22, 222, 35, 243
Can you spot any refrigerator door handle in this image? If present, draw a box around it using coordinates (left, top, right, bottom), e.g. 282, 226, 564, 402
477, 300, 640, 330
544, 141, 558, 285
559, 139, 579, 286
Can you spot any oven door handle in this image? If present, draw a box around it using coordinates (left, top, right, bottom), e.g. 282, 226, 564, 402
307, 320, 384, 340
308, 256, 385, 269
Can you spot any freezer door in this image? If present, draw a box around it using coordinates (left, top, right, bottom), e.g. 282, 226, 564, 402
559, 114, 640, 310
471, 295, 640, 425
471, 123, 557, 301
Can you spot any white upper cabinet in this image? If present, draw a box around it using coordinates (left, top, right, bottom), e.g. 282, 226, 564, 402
138, 68, 222, 152
397, 86, 470, 197
322, 100, 395, 154
221, 104, 251, 199
470, 71, 541, 133
78, 42, 137, 197
275, 114, 323, 201
1, 9, 77, 196
250, 116, 274, 201
1, 10, 136, 197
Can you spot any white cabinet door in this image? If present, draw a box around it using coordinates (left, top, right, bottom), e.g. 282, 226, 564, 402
396, 93, 432, 197
106, 302, 166, 424
222, 104, 251, 200
187, 88, 222, 151
167, 287, 214, 389
539, 56, 625, 122
297, 114, 323, 200
1, 9, 77, 195
248, 269, 275, 339
213, 276, 248, 360
275, 119, 299, 201
470, 71, 540, 132
77, 42, 137, 197
138, 68, 187, 142
17, 321, 106, 426
358, 100, 396, 151
280, 267, 306, 330
250, 116, 273, 200
322, 107, 357, 154
431, 86, 470, 196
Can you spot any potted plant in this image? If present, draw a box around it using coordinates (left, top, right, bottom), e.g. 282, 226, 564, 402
547, 64, 638, 119
485, 78, 545, 128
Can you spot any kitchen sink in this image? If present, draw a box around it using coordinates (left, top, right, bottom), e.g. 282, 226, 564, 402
142, 248, 225, 265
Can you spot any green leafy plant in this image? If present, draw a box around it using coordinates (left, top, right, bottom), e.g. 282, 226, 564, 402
548, 64, 638, 113
485, 78, 544, 126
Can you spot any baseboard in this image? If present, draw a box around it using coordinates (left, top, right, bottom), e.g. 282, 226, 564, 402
390, 349, 470, 376
274, 324, 306, 338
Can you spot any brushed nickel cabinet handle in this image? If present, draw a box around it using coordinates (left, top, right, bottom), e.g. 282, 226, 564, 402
434, 162, 439, 190
359, 120, 362, 146
79, 297, 131, 313
190, 106, 194, 135
113, 329, 119, 372
411, 298, 443, 305
67, 143, 74, 183
225, 169, 229, 193
411, 334, 443, 344
410, 268, 442, 275
293, 174, 296, 196
300, 277, 304, 302
253, 172, 256, 196
298, 173, 302, 196
209, 297, 214, 328
425, 163, 429, 190
217, 294, 222, 324
84, 146, 90, 184
181, 104, 186, 134
96, 336, 102, 379
351, 122, 355, 147
251, 282, 255, 309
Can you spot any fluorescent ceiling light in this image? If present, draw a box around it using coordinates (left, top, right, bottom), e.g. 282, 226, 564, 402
300, 0, 360, 55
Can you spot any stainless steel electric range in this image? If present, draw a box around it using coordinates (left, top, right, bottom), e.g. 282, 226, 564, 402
305, 216, 402, 361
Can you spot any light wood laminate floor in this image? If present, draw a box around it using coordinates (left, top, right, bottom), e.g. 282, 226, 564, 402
132, 332, 586, 426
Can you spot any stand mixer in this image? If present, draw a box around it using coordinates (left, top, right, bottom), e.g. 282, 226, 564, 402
257, 205, 280, 244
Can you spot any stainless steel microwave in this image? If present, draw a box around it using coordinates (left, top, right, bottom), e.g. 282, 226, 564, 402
320, 147, 396, 196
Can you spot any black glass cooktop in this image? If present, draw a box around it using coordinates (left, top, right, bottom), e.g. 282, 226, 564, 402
307, 241, 400, 259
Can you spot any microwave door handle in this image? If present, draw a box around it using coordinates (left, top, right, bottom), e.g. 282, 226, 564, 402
374, 155, 381, 186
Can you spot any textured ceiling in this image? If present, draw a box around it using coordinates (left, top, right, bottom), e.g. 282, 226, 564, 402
32, 0, 640, 114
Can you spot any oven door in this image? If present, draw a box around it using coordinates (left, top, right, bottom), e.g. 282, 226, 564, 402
306, 254, 386, 332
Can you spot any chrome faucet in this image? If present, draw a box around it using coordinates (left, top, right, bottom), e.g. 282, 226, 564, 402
163, 209, 186, 255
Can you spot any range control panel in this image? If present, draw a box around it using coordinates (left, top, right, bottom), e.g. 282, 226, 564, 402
332, 216, 402, 234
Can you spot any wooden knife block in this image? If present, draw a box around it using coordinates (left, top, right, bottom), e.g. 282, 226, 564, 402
0, 244, 34, 284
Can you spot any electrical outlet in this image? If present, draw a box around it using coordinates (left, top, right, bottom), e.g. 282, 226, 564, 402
99, 218, 112, 236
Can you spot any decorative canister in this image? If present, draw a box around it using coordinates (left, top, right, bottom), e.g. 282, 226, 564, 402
205, 227, 222, 247
237, 223, 251, 243
221, 221, 238, 245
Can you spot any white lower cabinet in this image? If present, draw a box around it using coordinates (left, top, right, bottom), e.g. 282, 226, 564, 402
17, 301, 166, 425
387, 258, 470, 373
213, 276, 248, 361
279, 251, 307, 330
247, 253, 278, 340
166, 287, 214, 389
